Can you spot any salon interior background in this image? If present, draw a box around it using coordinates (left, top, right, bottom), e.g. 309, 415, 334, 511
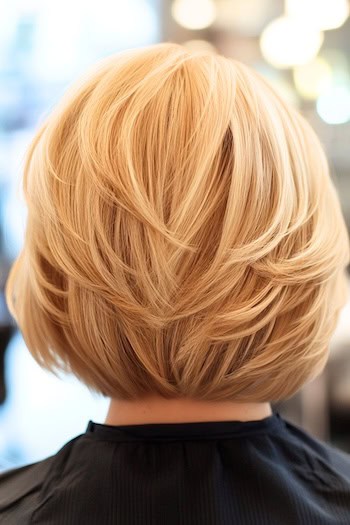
0, 0, 349, 470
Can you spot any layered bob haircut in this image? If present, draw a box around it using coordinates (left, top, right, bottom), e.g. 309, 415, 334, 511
6, 42, 350, 402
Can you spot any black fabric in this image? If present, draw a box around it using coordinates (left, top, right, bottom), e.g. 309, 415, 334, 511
0, 411, 350, 524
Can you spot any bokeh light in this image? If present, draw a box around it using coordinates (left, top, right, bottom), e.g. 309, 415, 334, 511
317, 85, 350, 124
286, 0, 349, 31
319, 49, 350, 85
260, 16, 324, 69
214, 0, 274, 36
293, 58, 332, 100
171, 0, 216, 30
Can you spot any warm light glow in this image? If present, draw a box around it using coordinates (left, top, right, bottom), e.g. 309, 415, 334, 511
171, 0, 216, 30
317, 85, 350, 124
320, 49, 350, 85
214, 0, 273, 36
260, 16, 323, 69
293, 58, 332, 100
286, 0, 349, 31
183, 40, 217, 53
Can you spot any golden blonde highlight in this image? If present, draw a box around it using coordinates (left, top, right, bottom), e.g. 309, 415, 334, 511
6, 42, 350, 402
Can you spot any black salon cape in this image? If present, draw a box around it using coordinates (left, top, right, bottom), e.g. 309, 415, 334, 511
0, 411, 350, 524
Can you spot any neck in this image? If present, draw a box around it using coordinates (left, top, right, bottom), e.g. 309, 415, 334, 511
104, 395, 272, 425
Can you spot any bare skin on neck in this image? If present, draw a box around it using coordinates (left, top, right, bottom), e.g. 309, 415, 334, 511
104, 395, 272, 426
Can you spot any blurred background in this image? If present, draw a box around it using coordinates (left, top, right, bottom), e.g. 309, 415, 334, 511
0, 0, 349, 471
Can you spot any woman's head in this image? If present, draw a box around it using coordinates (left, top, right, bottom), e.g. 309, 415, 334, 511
6, 42, 349, 402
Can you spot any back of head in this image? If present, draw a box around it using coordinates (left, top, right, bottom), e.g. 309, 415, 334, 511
6, 42, 350, 402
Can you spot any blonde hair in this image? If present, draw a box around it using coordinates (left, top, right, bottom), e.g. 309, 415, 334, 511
5, 42, 350, 402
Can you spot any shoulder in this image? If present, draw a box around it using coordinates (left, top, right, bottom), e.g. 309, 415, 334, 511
277, 415, 350, 484
0, 454, 57, 524
0, 433, 83, 523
